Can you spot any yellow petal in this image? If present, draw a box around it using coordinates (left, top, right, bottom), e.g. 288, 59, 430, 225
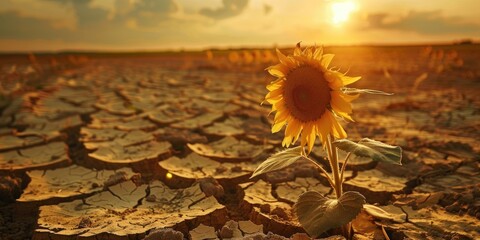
316, 125, 327, 148
328, 111, 347, 139
324, 71, 343, 90
265, 96, 282, 104
272, 100, 286, 112
285, 120, 301, 140
274, 107, 289, 122
304, 46, 313, 58
334, 110, 354, 122
341, 93, 360, 102
265, 89, 283, 104
306, 126, 316, 153
266, 78, 284, 91
265, 87, 283, 99
300, 123, 312, 148
282, 135, 293, 147
267, 64, 288, 77
276, 48, 289, 65
316, 113, 332, 146
292, 55, 309, 63
270, 102, 277, 112
272, 120, 287, 133
313, 47, 323, 60
321, 54, 334, 69
342, 75, 361, 85
331, 91, 353, 113
267, 68, 284, 78
292, 124, 303, 144
294, 42, 302, 56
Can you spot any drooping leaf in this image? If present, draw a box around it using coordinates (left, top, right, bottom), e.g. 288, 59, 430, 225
363, 204, 406, 223
342, 88, 393, 95
294, 191, 366, 237
250, 146, 304, 178
333, 138, 402, 165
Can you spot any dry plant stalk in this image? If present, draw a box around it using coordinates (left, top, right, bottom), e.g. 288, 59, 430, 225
252, 43, 402, 239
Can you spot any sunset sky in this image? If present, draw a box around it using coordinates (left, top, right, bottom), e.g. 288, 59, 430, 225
1, 0, 479, 52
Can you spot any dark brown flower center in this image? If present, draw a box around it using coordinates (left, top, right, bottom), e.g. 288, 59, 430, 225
284, 65, 331, 122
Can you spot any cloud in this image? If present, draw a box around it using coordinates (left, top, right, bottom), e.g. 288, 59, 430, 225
199, 0, 249, 20
364, 10, 480, 35
42, 0, 179, 28
121, 0, 179, 27
0, 11, 64, 40
71, 0, 110, 28
0, 10, 117, 44
0, 0, 199, 48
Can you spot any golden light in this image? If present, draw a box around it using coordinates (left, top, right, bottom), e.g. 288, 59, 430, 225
166, 172, 173, 179
331, 1, 357, 25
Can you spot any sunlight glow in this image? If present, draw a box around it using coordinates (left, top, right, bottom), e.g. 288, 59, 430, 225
331, 1, 357, 25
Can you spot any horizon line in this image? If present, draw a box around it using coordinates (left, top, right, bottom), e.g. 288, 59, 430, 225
0, 39, 477, 55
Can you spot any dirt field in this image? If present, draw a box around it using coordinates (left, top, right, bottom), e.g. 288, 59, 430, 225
0, 44, 479, 240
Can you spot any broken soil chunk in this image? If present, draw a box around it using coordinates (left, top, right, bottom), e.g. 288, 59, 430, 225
159, 153, 256, 181
0, 141, 70, 171
19, 165, 135, 203
187, 136, 271, 160
35, 181, 226, 239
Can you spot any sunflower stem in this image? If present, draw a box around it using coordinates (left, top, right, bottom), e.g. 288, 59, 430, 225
326, 135, 342, 198
326, 134, 349, 238
340, 152, 353, 184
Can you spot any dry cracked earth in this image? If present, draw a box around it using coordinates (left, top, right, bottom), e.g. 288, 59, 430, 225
1, 45, 480, 240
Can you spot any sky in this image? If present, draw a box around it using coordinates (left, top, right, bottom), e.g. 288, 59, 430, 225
0, 0, 479, 52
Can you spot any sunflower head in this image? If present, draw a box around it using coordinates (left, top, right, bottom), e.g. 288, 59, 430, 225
265, 43, 361, 153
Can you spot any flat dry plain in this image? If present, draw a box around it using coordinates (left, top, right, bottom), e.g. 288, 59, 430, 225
0, 44, 479, 240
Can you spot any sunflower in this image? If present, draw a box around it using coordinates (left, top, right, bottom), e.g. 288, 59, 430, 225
265, 43, 361, 153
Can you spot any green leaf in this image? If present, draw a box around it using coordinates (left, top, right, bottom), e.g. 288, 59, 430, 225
342, 88, 393, 95
333, 138, 402, 165
250, 146, 304, 178
294, 191, 366, 237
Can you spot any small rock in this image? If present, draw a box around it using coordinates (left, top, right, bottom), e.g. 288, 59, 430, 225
445, 202, 461, 213
103, 171, 129, 188
264, 232, 289, 240
215, 166, 227, 174
199, 177, 224, 198
219, 224, 234, 238
239, 220, 263, 235
145, 194, 157, 202
189, 224, 217, 240
260, 204, 270, 213
78, 217, 92, 228
231, 166, 243, 172
271, 207, 288, 220
130, 173, 143, 186
0, 175, 24, 203
291, 233, 311, 240
143, 228, 183, 240
219, 220, 239, 238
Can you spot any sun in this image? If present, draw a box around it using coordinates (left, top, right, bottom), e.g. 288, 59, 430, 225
331, 1, 357, 25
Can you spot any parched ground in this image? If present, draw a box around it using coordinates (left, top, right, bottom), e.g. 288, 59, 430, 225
0, 44, 479, 240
